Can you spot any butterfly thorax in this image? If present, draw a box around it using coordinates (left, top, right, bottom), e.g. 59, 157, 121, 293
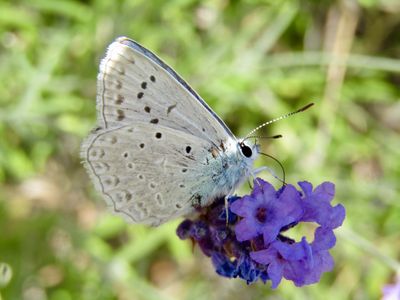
192, 139, 258, 209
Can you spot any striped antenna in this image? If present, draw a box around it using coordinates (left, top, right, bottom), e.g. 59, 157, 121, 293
242, 103, 314, 140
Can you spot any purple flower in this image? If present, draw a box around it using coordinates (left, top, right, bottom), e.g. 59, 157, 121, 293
250, 227, 335, 288
176, 178, 345, 288
382, 276, 400, 300
250, 238, 309, 288
230, 179, 304, 245
298, 181, 345, 229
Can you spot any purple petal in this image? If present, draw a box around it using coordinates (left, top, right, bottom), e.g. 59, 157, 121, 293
302, 237, 314, 269
301, 251, 334, 285
234, 218, 260, 242
314, 182, 335, 202
274, 239, 307, 261
250, 248, 277, 265
262, 223, 282, 245
268, 261, 284, 289
259, 185, 304, 245
283, 260, 308, 287
298, 181, 313, 197
300, 200, 322, 223
328, 204, 346, 229
312, 227, 336, 251
299, 183, 345, 229
230, 195, 256, 218
252, 178, 277, 200
275, 185, 304, 221
302, 198, 326, 218
316, 251, 334, 273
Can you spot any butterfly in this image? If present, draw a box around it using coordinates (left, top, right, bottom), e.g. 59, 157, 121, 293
81, 37, 260, 226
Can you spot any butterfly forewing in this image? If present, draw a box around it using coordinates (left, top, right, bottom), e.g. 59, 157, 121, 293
96, 37, 234, 144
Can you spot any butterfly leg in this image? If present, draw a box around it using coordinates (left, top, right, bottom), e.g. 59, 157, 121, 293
224, 196, 229, 226
247, 179, 253, 190
249, 169, 264, 188
252, 166, 285, 184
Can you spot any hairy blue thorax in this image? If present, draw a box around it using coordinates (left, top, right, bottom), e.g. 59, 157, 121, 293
195, 139, 258, 208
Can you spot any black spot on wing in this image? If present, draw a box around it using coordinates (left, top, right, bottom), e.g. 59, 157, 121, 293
115, 94, 124, 104
114, 80, 122, 89
167, 104, 177, 114
92, 126, 103, 133
117, 109, 125, 121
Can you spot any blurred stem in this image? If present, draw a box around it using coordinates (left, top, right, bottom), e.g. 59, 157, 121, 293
338, 227, 400, 271
116, 223, 174, 263
251, 1, 298, 57
261, 52, 400, 72
233, 1, 298, 71
306, 0, 360, 168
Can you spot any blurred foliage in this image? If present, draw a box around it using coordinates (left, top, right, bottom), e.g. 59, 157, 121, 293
0, 0, 399, 299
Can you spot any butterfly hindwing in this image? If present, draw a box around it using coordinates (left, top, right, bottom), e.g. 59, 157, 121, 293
82, 122, 222, 225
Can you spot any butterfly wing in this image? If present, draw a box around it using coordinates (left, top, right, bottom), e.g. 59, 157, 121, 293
96, 37, 234, 145
82, 123, 225, 226
82, 37, 242, 225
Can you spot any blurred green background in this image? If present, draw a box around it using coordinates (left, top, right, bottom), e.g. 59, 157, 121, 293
0, 0, 399, 299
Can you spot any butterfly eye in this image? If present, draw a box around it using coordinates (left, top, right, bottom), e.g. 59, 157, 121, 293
240, 143, 252, 158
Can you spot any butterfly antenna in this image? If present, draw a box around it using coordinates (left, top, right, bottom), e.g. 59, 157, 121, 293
243, 103, 314, 140
243, 134, 282, 144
